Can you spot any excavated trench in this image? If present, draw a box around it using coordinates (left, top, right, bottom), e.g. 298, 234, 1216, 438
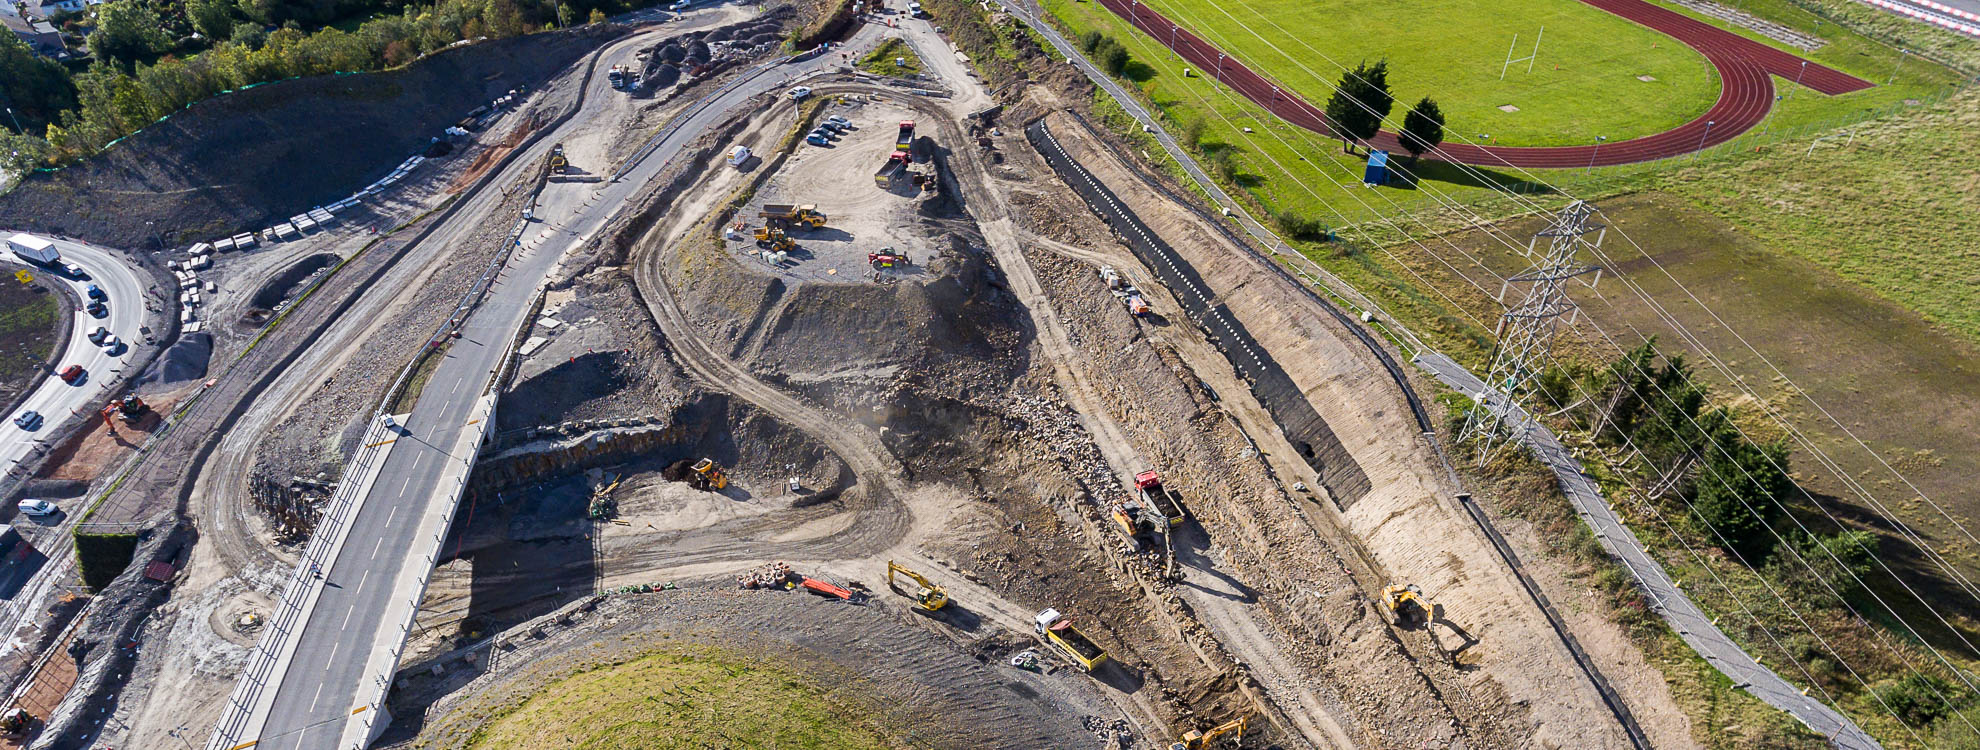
241, 252, 339, 326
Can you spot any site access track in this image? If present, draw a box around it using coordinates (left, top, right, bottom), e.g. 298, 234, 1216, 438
1093, 0, 1872, 166
209, 25, 872, 750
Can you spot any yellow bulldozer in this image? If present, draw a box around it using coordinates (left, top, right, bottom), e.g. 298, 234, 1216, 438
689, 458, 729, 491
885, 560, 949, 611
1170, 714, 1247, 750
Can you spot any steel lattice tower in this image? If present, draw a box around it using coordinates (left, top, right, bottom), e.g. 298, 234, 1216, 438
1460, 200, 1604, 464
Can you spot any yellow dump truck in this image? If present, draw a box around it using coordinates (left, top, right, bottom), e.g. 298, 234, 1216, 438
1034, 608, 1109, 672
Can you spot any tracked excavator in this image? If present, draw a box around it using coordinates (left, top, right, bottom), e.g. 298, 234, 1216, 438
1170, 715, 1247, 750
885, 560, 949, 611
1384, 583, 1429, 627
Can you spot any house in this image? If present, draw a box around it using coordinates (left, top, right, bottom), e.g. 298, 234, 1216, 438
1, 12, 61, 55
18, 0, 86, 17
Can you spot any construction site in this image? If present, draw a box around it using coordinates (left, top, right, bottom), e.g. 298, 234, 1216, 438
1, 0, 1935, 747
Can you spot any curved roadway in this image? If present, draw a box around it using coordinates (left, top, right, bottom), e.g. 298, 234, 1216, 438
1094, 0, 1871, 166
0, 236, 150, 485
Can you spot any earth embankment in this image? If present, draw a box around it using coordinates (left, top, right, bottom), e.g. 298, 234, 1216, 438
0, 26, 625, 249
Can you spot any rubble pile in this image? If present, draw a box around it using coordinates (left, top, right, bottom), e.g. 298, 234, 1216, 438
735, 562, 799, 590
633, 16, 790, 94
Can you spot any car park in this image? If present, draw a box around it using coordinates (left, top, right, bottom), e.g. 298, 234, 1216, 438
12, 411, 41, 431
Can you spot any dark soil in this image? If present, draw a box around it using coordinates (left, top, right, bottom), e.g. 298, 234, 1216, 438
0, 26, 625, 250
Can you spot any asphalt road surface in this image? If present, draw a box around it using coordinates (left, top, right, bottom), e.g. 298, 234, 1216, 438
0, 235, 149, 491
246, 22, 881, 750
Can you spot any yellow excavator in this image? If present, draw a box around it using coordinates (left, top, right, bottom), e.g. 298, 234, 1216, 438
689, 458, 729, 491
885, 560, 949, 611
1170, 714, 1247, 750
1384, 583, 1428, 627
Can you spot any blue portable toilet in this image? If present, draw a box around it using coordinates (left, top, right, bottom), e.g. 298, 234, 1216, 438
1362, 149, 1390, 186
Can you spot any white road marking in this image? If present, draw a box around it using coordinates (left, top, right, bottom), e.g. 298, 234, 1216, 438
398, 476, 412, 496
324, 642, 338, 668
372, 537, 385, 559
311, 683, 323, 709
341, 604, 356, 628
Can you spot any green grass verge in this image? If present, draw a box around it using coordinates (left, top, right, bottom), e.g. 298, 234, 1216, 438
0, 279, 60, 395
858, 38, 925, 78
465, 645, 893, 749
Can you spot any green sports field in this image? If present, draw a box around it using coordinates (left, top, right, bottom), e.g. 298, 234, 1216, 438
1120, 0, 1721, 146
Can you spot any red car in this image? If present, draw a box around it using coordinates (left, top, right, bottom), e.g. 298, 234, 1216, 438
58, 365, 84, 384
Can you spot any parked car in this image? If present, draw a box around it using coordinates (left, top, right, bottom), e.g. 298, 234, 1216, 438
826, 115, 852, 128
16, 499, 56, 517
806, 133, 830, 147
58, 365, 84, 384
105, 339, 125, 356
85, 284, 106, 301
60, 262, 86, 279
85, 300, 107, 318
668, 0, 688, 9
87, 326, 111, 345
12, 411, 41, 431
787, 86, 812, 100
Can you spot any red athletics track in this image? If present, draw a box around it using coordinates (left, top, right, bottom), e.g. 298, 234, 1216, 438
1095, 0, 1874, 167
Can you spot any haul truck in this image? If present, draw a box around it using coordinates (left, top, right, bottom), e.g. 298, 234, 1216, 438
895, 120, 915, 151
1034, 608, 1109, 672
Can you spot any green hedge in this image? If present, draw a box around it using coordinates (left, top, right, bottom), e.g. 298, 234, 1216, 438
74, 532, 141, 591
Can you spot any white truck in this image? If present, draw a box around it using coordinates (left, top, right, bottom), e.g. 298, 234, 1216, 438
7, 233, 59, 265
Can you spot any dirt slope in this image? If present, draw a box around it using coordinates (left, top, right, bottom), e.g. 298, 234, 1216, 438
0, 27, 624, 250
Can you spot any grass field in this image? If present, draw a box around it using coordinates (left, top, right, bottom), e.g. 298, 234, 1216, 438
0, 280, 60, 408
858, 38, 926, 78
467, 646, 893, 749
1127, 0, 1722, 147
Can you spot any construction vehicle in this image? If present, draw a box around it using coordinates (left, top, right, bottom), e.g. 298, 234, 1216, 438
868, 250, 906, 270
1384, 583, 1429, 627
895, 120, 915, 151
1133, 469, 1186, 527
608, 64, 629, 90
1110, 500, 1160, 550
1, 707, 29, 737
1170, 715, 1248, 750
688, 458, 728, 491
885, 560, 949, 611
1034, 608, 1109, 672
758, 204, 827, 230
548, 144, 568, 174
874, 150, 910, 186
753, 226, 798, 253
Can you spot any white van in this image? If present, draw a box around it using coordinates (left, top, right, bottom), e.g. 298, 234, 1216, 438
17, 499, 56, 517
728, 145, 751, 168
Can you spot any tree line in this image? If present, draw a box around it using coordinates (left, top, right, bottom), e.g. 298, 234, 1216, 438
0, 0, 627, 172
1531, 339, 1875, 585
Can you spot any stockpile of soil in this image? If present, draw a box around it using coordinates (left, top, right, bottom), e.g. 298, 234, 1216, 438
633, 13, 790, 93
0, 26, 624, 250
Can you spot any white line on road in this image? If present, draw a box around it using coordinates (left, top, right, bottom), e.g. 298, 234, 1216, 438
398, 476, 412, 496
372, 537, 385, 559
342, 604, 356, 629
324, 642, 338, 669
311, 683, 324, 710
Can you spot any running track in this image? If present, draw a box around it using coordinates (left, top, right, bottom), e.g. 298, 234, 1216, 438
1096, 0, 1874, 167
